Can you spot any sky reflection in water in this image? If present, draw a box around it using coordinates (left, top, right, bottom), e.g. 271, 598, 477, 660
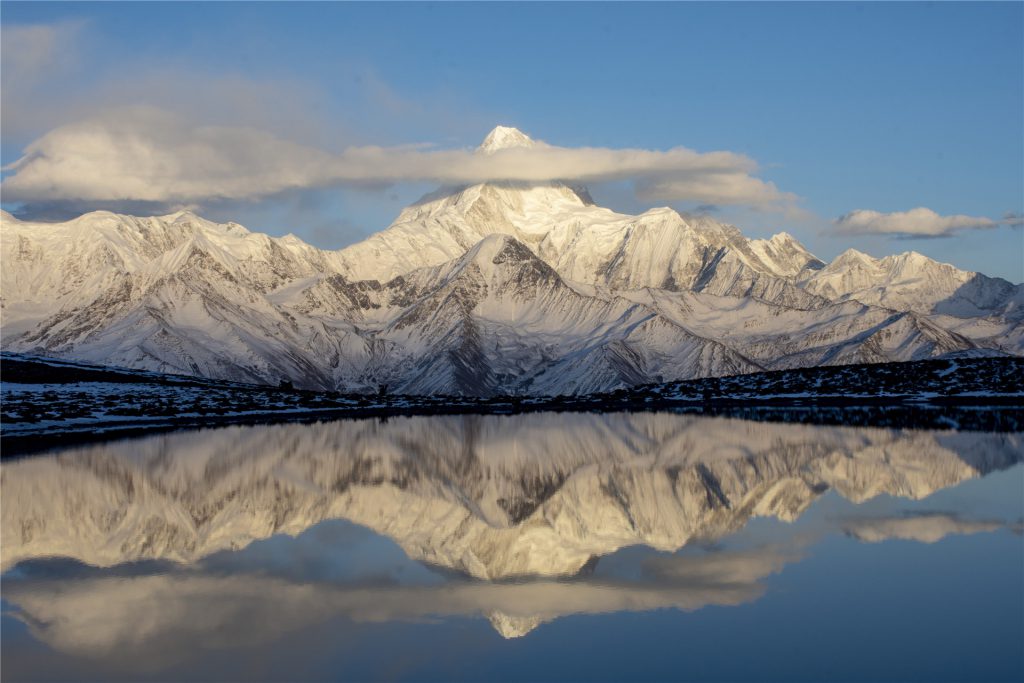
2, 412, 1022, 682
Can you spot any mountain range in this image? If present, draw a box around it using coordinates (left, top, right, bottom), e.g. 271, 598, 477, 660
2, 126, 1021, 395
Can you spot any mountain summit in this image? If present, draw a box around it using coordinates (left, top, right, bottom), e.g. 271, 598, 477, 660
478, 125, 536, 153
1, 147, 1020, 393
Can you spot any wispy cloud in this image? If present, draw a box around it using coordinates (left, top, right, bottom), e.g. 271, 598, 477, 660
1, 109, 796, 212
1002, 211, 1024, 228
1, 20, 88, 138
833, 207, 1001, 238
0, 20, 85, 86
0, 20, 491, 155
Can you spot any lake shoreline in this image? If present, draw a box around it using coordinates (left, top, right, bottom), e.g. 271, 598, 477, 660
3, 399, 1023, 458
3, 354, 1022, 456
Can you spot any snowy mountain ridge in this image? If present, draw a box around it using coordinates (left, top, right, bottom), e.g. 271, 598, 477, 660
1, 127, 1021, 394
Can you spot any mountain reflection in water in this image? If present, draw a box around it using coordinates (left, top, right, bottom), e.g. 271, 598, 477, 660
1, 413, 1021, 680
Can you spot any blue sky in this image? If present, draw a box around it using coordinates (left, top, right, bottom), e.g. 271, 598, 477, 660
2, 2, 1022, 281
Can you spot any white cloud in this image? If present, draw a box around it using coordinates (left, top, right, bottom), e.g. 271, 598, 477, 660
1, 109, 797, 211
2, 108, 339, 203
834, 207, 997, 238
636, 174, 797, 211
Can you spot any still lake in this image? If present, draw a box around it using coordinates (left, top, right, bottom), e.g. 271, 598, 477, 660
2, 412, 1022, 682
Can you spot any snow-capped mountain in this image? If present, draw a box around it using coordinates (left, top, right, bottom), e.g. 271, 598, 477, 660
331, 180, 827, 311
1, 209, 351, 387
1, 127, 1021, 394
800, 248, 1024, 319
479, 124, 537, 153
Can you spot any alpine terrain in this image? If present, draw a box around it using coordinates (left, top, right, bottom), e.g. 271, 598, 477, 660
2, 127, 1021, 395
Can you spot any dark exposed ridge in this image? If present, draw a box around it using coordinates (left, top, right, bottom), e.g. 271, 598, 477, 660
3, 354, 1023, 457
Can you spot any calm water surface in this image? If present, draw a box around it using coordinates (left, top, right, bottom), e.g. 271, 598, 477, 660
2, 412, 1022, 682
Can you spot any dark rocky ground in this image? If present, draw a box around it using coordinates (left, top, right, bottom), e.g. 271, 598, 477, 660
2, 352, 1021, 456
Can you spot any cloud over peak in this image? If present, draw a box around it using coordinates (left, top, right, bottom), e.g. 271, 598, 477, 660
1, 111, 797, 212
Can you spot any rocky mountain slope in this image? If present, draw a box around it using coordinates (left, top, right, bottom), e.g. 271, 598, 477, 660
2, 127, 1020, 395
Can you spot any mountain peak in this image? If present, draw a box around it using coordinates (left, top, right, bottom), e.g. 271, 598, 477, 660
832, 248, 876, 267
887, 250, 931, 265
462, 232, 529, 265
479, 126, 535, 153
441, 233, 561, 293
160, 209, 196, 220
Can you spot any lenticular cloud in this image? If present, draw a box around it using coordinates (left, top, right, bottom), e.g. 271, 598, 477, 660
1, 111, 794, 210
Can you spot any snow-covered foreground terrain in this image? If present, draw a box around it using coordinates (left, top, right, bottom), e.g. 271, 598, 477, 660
2, 127, 1021, 395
